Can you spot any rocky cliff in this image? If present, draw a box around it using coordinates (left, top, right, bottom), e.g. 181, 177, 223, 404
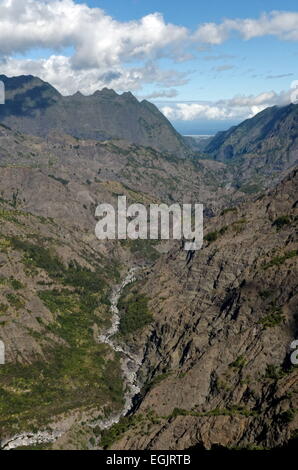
110, 170, 298, 450
206, 103, 298, 165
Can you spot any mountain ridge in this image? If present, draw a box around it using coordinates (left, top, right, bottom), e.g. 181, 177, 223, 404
0, 74, 190, 157
205, 103, 298, 166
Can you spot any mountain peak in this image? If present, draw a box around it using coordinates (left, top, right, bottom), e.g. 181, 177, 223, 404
0, 75, 190, 157
93, 87, 118, 98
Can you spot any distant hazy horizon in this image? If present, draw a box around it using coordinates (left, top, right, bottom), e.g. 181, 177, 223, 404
172, 119, 239, 136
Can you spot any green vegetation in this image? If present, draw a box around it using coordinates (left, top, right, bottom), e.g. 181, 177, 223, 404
204, 225, 228, 243
279, 409, 295, 424
272, 215, 292, 230
0, 237, 11, 252
264, 363, 297, 381
169, 405, 259, 419
48, 174, 69, 185
204, 231, 218, 243
122, 239, 160, 262
231, 218, 247, 233
9, 238, 114, 292
259, 289, 273, 299
0, 280, 124, 434
239, 183, 262, 194
15, 443, 53, 450
265, 365, 284, 380
9, 277, 25, 290
258, 311, 284, 328
0, 208, 19, 223
221, 207, 237, 216
229, 355, 246, 369
0, 238, 124, 435
262, 250, 298, 270
100, 415, 142, 449
170, 407, 190, 418
6, 293, 24, 310
0, 346, 123, 435
0, 276, 26, 290
219, 225, 228, 235
10, 238, 64, 277
144, 372, 172, 392
118, 289, 152, 336
0, 303, 8, 313
38, 287, 106, 345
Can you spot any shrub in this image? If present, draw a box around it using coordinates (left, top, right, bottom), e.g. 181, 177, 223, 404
272, 216, 292, 230
259, 289, 273, 299
265, 364, 284, 380
262, 250, 298, 270
48, 174, 69, 186
6, 293, 24, 310
279, 409, 295, 424
10, 278, 25, 290
100, 415, 141, 449
204, 231, 218, 243
259, 312, 284, 328
221, 207, 237, 216
10, 238, 64, 277
119, 292, 152, 336
229, 355, 246, 369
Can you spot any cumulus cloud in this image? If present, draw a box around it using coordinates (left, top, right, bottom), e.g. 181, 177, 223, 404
0, 55, 188, 95
195, 11, 298, 44
0, 2, 297, 95
0, 0, 189, 93
0, 0, 188, 65
161, 89, 292, 122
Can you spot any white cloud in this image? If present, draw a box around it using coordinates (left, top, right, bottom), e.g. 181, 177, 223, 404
0, 2, 297, 95
140, 89, 178, 100
0, 0, 188, 66
0, 56, 188, 95
161, 89, 292, 121
195, 11, 298, 44
0, 0, 190, 94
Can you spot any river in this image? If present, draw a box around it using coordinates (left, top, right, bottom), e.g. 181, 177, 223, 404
1, 268, 142, 450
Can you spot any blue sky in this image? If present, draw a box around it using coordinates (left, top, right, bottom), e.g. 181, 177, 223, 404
0, 0, 297, 133
78, 0, 297, 25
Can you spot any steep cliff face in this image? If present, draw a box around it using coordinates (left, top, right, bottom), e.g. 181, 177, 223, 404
111, 170, 298, 450
202, 104, 298, 195
0, 75, 190, 157
206, 103, 298, 166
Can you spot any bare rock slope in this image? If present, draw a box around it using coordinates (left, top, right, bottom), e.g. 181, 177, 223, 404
112, 170, 298, 450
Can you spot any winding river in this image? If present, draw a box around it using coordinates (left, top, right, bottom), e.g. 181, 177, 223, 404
1, 268, 142, 450
95, 267, 142, 429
